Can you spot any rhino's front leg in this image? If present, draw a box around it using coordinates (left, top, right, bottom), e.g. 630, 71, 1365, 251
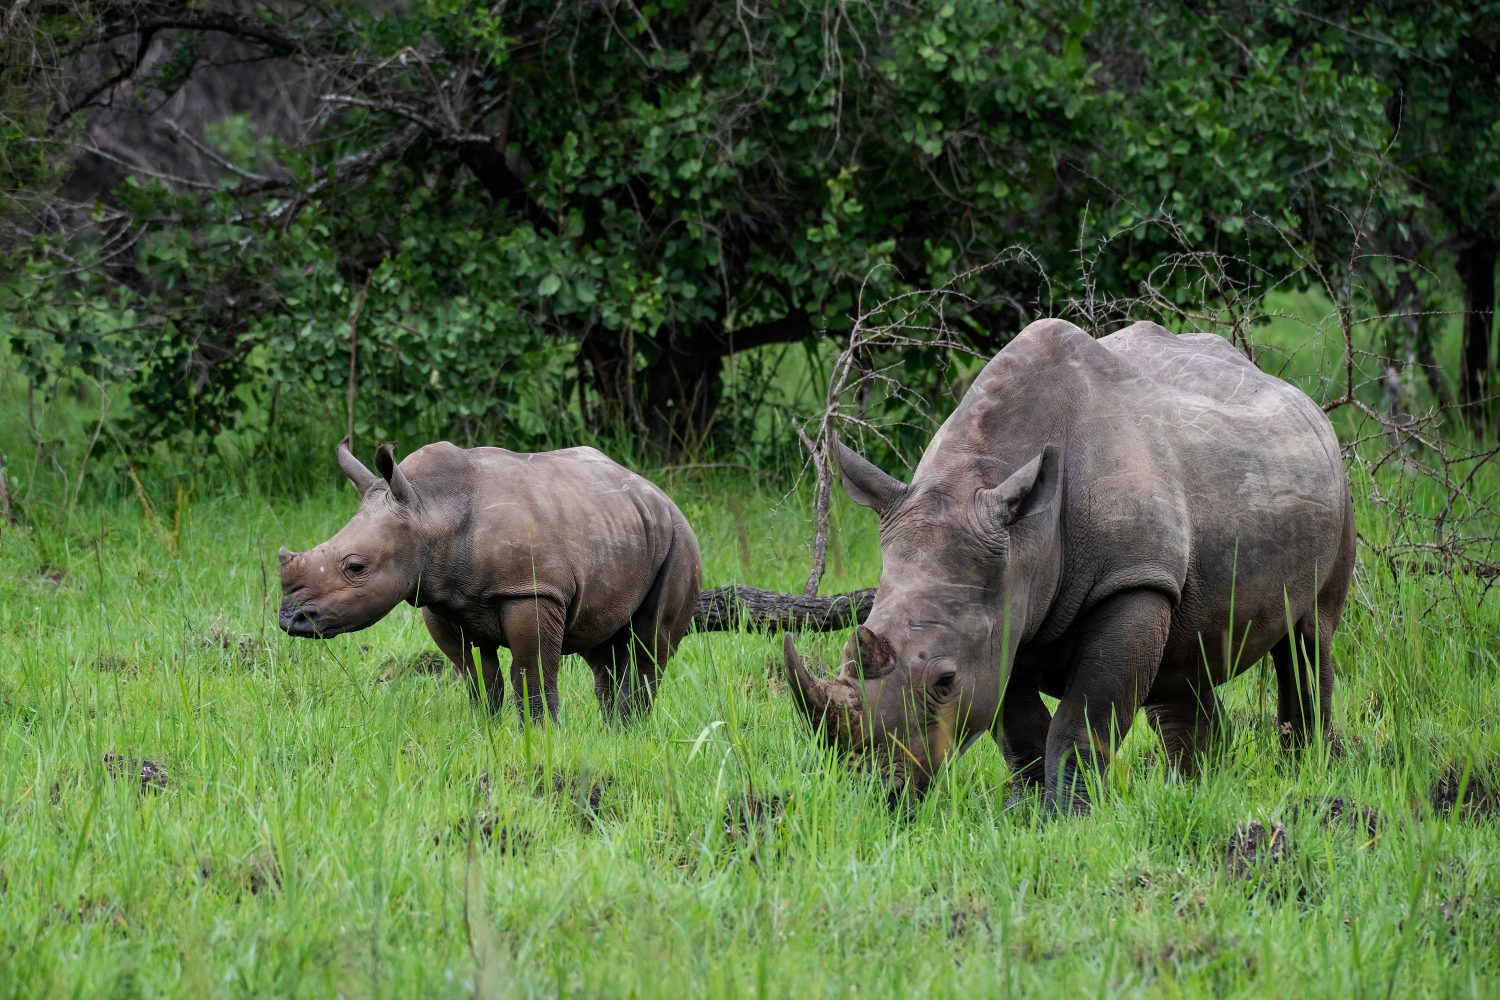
499, 597, 565, 724
1045, 589, 1171, 814
423, 609, 503, 713
998, 676, 1051, 803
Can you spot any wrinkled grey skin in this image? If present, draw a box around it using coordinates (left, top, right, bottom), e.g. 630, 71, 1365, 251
785, 319, 1355, 811
279, 440, 701, 722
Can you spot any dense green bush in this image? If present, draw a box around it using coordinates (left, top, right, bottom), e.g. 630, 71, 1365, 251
1, 1, 1495, 456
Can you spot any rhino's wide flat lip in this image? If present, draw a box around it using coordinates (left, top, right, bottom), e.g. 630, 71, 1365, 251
279, 617, 334, 641
279, 607, 338, 639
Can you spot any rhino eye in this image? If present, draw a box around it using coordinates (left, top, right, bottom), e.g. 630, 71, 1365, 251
342, 557, 367, 580
932, 670, 957, 698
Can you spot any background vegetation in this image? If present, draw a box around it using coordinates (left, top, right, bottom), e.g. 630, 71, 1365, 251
1, 0, 1497, 461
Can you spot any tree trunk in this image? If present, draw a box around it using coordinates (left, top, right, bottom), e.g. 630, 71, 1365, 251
1458, 235, 1497, 419
644, 336, 723, 452
691, 585, 875, 633
640, 312, 815, 451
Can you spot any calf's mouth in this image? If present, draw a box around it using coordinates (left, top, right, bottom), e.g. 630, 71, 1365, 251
278, 600, 335, 638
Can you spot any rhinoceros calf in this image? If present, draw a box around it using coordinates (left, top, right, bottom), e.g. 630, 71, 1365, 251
278, 440, 701, 722
785, 319, 1355, 811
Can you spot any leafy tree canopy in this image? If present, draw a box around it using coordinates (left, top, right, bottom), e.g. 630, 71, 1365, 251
1, 1, 1495, 455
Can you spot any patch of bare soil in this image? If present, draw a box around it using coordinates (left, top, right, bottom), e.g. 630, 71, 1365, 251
712, 792, 790, 867
197, 852, 281, 897
91, 654, 139, 677
60, 894, 127, 929
377, 649, 449, 683
1431, 765, 1498, 819
723, 792, 786, 843
197, 617, 267, 664
1146, 934, 1255, 975
432, 811, 531, 855
1293, 795, 1381, 839
944, 896, 991, 940
1223, 820, 1289, 879
103, 752, 168, 793
507, 767, 610, 830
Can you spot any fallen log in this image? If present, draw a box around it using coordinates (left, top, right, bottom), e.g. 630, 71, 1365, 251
691, 585, 875, 633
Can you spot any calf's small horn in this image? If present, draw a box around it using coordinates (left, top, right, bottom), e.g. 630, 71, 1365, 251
336, 437, 379, 494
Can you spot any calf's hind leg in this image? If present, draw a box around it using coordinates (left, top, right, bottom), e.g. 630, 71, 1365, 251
1144, 682, 1222, 777
586, 526, 700, 724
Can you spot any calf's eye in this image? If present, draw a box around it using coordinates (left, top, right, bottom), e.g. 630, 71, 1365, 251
933, 670, 957, 696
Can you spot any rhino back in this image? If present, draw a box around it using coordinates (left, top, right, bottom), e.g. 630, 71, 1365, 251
415, 443, 685, 648
916, 320, 1348, 653
1095, 323, 1348, 654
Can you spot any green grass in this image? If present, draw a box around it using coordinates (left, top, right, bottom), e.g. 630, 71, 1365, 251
1, 456, 1497, 998
1, 296, 1498, 997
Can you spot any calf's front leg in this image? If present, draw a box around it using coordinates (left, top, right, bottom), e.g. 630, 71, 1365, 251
423, 609, 503, 713
499, 596, 565, 724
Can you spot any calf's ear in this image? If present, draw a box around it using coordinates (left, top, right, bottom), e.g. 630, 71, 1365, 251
833, 440, 906, 517
976, 445, 1060, 529
374, 443, 419, 506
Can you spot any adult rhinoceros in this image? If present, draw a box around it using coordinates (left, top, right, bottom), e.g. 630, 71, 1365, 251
278, 440, 701, 723
784, 319, 1354, 812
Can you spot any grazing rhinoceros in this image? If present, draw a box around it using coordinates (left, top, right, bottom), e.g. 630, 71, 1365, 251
784, 319, 1355, 811
278, 440, 701, 722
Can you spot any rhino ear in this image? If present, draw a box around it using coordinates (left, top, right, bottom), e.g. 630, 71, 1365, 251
833, 440, 905, 516
977, 445, 1060, 529
337, 437, 379, 494
374, 442, 419, 506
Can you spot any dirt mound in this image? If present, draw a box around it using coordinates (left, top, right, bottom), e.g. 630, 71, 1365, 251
103, 753, 168, 793
1223, 820, 1289, 878
1431, 765, 1498, 818
1293, 795, 1380, 838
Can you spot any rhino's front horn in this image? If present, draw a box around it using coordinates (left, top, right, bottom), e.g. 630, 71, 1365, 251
278, 546, 296, 567
784, 634, 825, 724
337, 437, 379, 494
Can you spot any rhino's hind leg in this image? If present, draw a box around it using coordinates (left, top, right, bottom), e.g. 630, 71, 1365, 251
1144, 683, 1222, 778
1045, 590, 1171, 814
424, 610, 503, 713
499, 597, 565, 724
1270, 616, 1335, 747
583, 629, 652, 724
586, 525, 700, 724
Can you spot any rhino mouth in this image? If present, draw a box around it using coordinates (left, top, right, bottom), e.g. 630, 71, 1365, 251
279, 602, 337, 639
